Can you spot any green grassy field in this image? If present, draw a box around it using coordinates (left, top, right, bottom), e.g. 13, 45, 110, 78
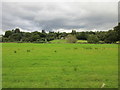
2, 43, 118, 88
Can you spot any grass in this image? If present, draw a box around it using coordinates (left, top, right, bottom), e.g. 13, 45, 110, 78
2, 43, 118, 88
50, 39, 66, 43
77, 40, 87, 43
50, 39, 88, 43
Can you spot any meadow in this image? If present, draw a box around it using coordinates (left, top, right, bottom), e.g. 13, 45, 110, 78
2, 43, 118, 88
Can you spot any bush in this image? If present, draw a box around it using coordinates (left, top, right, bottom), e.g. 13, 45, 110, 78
66, 34, 77, 43
87, 34, 99, 43
2, 37, 10, 42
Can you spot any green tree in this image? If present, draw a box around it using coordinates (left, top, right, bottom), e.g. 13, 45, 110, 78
46, 33, 55, 41
87, 34, 99, 43
114, 23, 120, 41
71, 30, 76, 35
96, 31, 106, 41
104, 30, 118, 43
4, 31, 12, 38
31, 34, 40, 42
14, 28, 20, 33
42, 30, 46, 33
2, 37, 10, 42
60, 32, 68, 39
9, 33, 22, 41
76, 32, 88, 40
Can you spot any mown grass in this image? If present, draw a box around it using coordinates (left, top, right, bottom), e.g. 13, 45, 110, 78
2, 43, 118, 88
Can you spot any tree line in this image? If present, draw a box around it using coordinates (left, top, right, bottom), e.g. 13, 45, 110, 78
1, 23, 120, 43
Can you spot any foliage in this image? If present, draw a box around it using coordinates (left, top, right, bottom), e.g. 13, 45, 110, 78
96, 31, 106, 41
2, 23, 120, 43
104, 30, 118, 43
14, 28, 20, 33
66, 34, 77, 43
71, 30, 77, 35
4, 31, 13, 38
9, 33, 22, 41
87, 34, 99, 43
113, 23, 120, 41
76, 32, 88, 40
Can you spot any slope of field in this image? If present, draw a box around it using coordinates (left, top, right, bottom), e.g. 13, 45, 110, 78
50, 39, 66, 43
50, 39, 87, 43
2, 43, 118, 88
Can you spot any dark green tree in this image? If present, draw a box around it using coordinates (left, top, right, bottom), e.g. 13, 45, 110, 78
113, 23, 120, 41
71, 30, 76, 35
104, 30, 118, 43
4, 31, 12, 38
9, 33, 22, 41
42, 30, 46, 33
87, 34, 99, 43
76, 32, 88, 40
14, 28, 20, 33
30, 34, 40, 42
96, 31, 106, 41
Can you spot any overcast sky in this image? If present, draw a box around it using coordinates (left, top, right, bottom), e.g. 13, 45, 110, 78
1, 1, 118, 34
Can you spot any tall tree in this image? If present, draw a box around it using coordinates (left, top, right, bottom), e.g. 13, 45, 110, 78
114, 23, 120, 41
14, 28, 20, 33
4, 31, 12, 38
104, 30, 118, 43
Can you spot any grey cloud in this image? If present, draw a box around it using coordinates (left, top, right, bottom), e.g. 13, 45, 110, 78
118, 1, 120, 22
2, 2, 118, 33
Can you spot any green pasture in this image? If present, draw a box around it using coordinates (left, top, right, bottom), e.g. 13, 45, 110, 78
2, 43, 118, 88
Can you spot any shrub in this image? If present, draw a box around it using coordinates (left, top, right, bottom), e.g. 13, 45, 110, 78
66, 34, 77, 43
